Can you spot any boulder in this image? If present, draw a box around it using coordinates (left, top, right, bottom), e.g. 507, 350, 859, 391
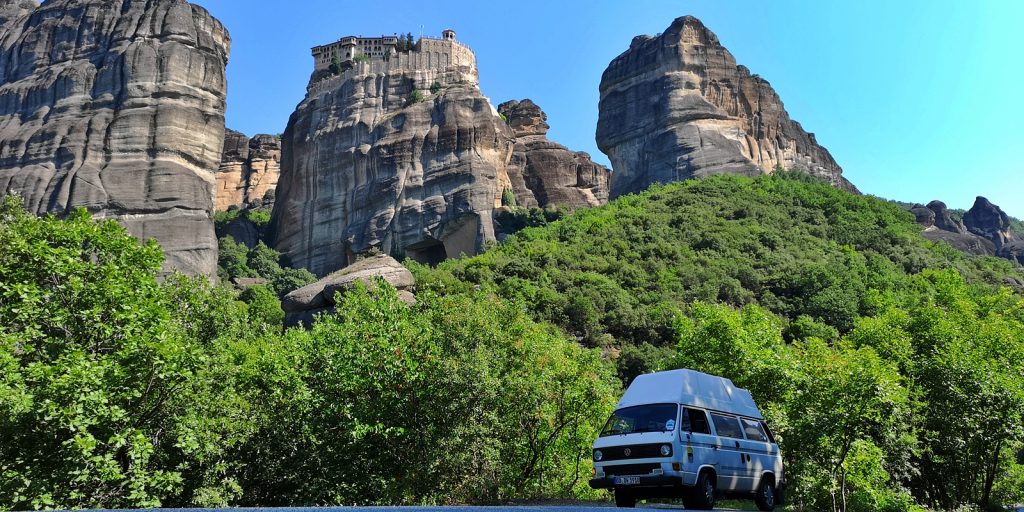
0, 0, 229, 277
910, 204, 935, 227
926, 200, 967, 234
963, 196, 1012, 249
997, 240, 1024, 266
921, 226, 996, 256
596, 16, 856, 198
282, 254, 416, 326
498, 99, 610, 209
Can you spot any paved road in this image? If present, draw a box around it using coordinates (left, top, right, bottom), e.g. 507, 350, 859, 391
84, 507, 741, 512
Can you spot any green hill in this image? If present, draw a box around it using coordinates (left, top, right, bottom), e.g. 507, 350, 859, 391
416, 173, 1021, 348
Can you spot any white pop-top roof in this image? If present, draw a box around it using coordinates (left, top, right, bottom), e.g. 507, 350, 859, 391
617, 369, 763, 420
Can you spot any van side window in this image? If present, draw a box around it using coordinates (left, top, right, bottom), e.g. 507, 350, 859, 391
681, 407, 711, 434
740, 418, 768, 442
760, 420, 777, 444
710, 413, 743, 438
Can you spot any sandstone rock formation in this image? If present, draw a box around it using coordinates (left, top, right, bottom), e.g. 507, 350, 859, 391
271, 37, 515, 276
216, 129, 281, 211
597, 15, 856, 198
282, 254, 416, 326
0, 0, 229, 277
963, 196, 1012, 250
911, 197, 1020, 259
498, 99, 610, 209
998, 241, 1024, 266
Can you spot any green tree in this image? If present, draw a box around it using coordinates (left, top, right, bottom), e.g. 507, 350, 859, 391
235, 284, 618, 505
0, 197, 266, 508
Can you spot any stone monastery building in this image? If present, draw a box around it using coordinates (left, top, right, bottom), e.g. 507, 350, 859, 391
311, 29, 474, 72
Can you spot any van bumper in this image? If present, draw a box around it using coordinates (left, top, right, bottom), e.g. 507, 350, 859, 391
588, 474, 686, 490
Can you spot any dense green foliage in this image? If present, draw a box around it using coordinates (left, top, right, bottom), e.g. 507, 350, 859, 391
237, 286, 617, 505
410, 174, 1024, 511
0, 197, 617, 509
416, 173, 1022, 348
217, 236, 315, 297
4, 173, 1024, 510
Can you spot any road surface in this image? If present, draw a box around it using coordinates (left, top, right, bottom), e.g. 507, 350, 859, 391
83, 507, 742, 512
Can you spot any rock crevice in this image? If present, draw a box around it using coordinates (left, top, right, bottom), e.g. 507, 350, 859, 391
498, 99, 610, 209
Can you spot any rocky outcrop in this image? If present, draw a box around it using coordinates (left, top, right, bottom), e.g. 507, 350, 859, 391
912, 197, 1018, 259
926, 200, 967, 234
271, 49, 514, 276
0, 0, 229, 277
282, 254, 416, 326
498, 99, 610, 209
963, 196, 1012, 250
597, 16, 855, 198
216, 129, 281, 211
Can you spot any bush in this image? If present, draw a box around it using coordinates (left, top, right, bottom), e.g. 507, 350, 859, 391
430, 81, 441, 94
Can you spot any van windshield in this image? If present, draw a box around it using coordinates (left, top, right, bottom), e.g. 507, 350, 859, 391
600, 403, 678, 437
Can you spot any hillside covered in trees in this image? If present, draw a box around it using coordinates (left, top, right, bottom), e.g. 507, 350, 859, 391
2, 174, 1024, 511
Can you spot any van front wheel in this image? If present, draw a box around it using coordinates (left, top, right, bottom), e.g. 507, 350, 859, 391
755, 477, 776, 511
684, 471, 716, 510
614, 490, 636, 508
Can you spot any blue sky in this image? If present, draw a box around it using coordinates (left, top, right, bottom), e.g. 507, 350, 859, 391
197, 0, 1024, 217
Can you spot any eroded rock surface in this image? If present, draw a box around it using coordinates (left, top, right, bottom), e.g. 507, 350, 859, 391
498, 99, 610, 209
597, 15, 855, 198
912, 197, 1018, 259
0, 0, 229, 276
963, 196, 1012, 250
282, 254, 416, 326
271, 43, 514, 277
216, 129, 281, 211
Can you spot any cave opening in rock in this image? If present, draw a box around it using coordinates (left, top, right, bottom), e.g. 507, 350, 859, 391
406, 238, 448, 267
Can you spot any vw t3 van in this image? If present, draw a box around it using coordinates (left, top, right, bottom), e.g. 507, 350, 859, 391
589, 369, 784, 510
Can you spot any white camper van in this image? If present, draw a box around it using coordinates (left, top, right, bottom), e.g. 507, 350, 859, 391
589, 369, 784, 510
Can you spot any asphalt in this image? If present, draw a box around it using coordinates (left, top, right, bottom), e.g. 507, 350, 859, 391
76, 507, 741, 512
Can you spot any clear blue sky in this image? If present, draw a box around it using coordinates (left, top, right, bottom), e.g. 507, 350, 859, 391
197, 0, 1024, 217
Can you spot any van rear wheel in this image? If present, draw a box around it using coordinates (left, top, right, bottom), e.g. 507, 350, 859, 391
755, 477, 776, 511
684, 470, 716, 510
614, 489, 636, 508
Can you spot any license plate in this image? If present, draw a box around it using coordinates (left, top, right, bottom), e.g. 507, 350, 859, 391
615, 476, 641, 485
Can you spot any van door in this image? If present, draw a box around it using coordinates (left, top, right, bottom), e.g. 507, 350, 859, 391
680, 407, 717, 484
709, 412, 747, 491
739, 417, 772, 491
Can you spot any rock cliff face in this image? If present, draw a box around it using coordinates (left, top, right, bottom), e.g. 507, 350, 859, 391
0, 0, 229, 276
216, 129, 281, 211
498, 99, 610, 209
271, 50, 514, 276
597, 16, 855, 198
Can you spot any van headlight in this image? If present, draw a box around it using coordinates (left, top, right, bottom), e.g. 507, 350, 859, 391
593, 449, 603, 461
660, 444, 672, 456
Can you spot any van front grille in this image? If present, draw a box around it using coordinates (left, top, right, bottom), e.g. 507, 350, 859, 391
599, 443, 670, 461
603, 463, 660, 477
